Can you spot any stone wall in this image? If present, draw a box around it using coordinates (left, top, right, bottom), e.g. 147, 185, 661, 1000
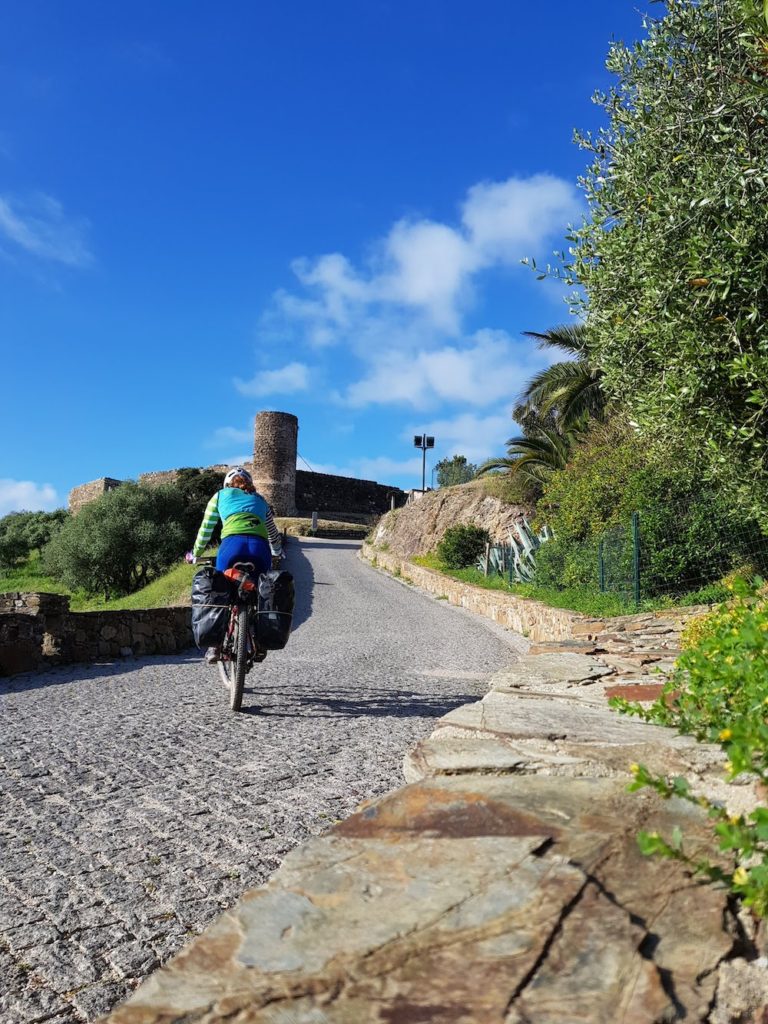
296, 471, 405, 518
361, 543, 706, 646
0, 592, 193, 677
253, 412, 299, 515
68, 477, 123, 513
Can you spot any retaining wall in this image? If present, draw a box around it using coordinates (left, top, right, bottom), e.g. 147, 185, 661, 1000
361, 542, 707, 645
0, 593, 193, 677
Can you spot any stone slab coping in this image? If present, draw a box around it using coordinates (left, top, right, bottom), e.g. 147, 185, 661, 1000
102, 775, 744, 1024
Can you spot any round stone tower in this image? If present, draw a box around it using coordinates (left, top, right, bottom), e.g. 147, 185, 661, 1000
252, 411, 299, 515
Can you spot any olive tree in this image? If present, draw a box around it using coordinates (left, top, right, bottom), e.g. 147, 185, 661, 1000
565, 0, 768, 517
44, 483, 186, 598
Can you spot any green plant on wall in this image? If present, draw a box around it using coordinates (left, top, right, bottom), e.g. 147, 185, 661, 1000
613, 580, 768, 915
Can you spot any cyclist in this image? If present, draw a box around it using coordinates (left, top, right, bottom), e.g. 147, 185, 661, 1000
186, 466, 282, 663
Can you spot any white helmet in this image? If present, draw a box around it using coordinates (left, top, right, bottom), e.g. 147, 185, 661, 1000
224, 466, 253, 488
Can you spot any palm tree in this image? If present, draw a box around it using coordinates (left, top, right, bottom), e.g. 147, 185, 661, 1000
478, 418, 572, 488
513, 323, 607, 430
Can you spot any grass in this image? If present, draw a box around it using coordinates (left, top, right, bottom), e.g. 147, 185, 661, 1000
0, 550, 197, 612
411, 552, 725, 617
0, 551, 71, 598
71, 561, 198, 611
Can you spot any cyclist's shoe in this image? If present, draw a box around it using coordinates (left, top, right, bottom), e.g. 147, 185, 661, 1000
204, 646, 220, 665
254, 647, 268, 663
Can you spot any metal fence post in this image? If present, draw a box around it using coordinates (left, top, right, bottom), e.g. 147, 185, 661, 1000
631, 512, 641, 605
598, 539, 605, 593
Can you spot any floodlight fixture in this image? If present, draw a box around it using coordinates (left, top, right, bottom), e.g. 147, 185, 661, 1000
412, 433, 437, 492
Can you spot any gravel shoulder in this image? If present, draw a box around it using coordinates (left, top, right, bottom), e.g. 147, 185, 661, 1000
0, 538, 523, 1022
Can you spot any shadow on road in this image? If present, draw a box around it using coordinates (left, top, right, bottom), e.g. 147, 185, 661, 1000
0, 652, 204, 695
244, 687, 479, 720
284, 539, 316, 633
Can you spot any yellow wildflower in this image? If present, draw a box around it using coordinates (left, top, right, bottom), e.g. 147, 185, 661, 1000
719, 728, 733, 741
733, 866, 749, 886
630, 763, 640, 775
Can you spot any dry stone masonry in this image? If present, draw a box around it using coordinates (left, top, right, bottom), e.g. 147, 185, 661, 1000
251, 411, 299, 516
0, 593, 192, 676
68, 478, 122, 514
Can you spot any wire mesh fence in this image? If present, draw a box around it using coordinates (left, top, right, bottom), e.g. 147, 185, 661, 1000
478, 500, 768, 606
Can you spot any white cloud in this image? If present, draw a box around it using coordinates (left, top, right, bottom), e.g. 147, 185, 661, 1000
221, 453, 252, 466
205, 425, 252, 448
344, 329, 542, 410
0, 194, 92, 267
0, 479, 59, 515
462, 174, 579, 261
234, 361, 310, 397
267, 172, 581, 351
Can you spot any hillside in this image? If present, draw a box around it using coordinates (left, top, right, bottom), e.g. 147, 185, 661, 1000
372, 479, 531, 559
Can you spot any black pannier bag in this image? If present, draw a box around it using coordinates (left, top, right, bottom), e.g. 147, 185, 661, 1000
191, 567, 235, 648
253, 570, 295, 650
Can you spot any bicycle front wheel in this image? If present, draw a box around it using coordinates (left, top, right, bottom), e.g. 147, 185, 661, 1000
229, 604, 249, 712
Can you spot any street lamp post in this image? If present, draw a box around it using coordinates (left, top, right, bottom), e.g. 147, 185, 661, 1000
413, 434, 435, 493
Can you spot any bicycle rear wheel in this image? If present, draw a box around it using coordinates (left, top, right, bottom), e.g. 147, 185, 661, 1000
229, 605, 249, 712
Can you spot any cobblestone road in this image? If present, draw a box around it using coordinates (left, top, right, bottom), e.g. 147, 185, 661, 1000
0, 539, 524, 1022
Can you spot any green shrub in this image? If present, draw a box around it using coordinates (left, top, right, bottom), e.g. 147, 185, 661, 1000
172, 468, 225, 547
614, 579, 768, 915
436, 524, 490, 569
480, 472, 538, 507
43, 483, 186, 598
535, 418, 768, 597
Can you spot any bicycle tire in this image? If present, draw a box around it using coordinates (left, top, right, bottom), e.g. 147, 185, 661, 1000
229, 604, 249, 712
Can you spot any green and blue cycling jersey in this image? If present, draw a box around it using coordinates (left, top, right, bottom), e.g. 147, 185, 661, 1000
192, 488, 283, 559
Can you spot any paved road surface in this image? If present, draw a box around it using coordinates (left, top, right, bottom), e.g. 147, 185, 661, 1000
0, 539, 524, 1023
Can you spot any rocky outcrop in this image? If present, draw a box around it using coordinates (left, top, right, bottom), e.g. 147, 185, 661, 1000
372, 480, 530, 558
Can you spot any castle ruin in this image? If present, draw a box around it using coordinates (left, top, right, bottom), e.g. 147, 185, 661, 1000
68, 411, 405, 520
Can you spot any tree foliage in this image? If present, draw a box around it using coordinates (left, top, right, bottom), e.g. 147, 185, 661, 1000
478, 417, 573, 490
43, 484, 187, 598
435, 455, 477, 488
534, 418, 768, 595
567, 0, 768, 517
0, 509, 68, 568
514, 324, 608, 429
172, 467, 225, 547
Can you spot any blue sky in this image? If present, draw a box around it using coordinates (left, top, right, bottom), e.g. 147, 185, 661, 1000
1, 0, 650, 513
